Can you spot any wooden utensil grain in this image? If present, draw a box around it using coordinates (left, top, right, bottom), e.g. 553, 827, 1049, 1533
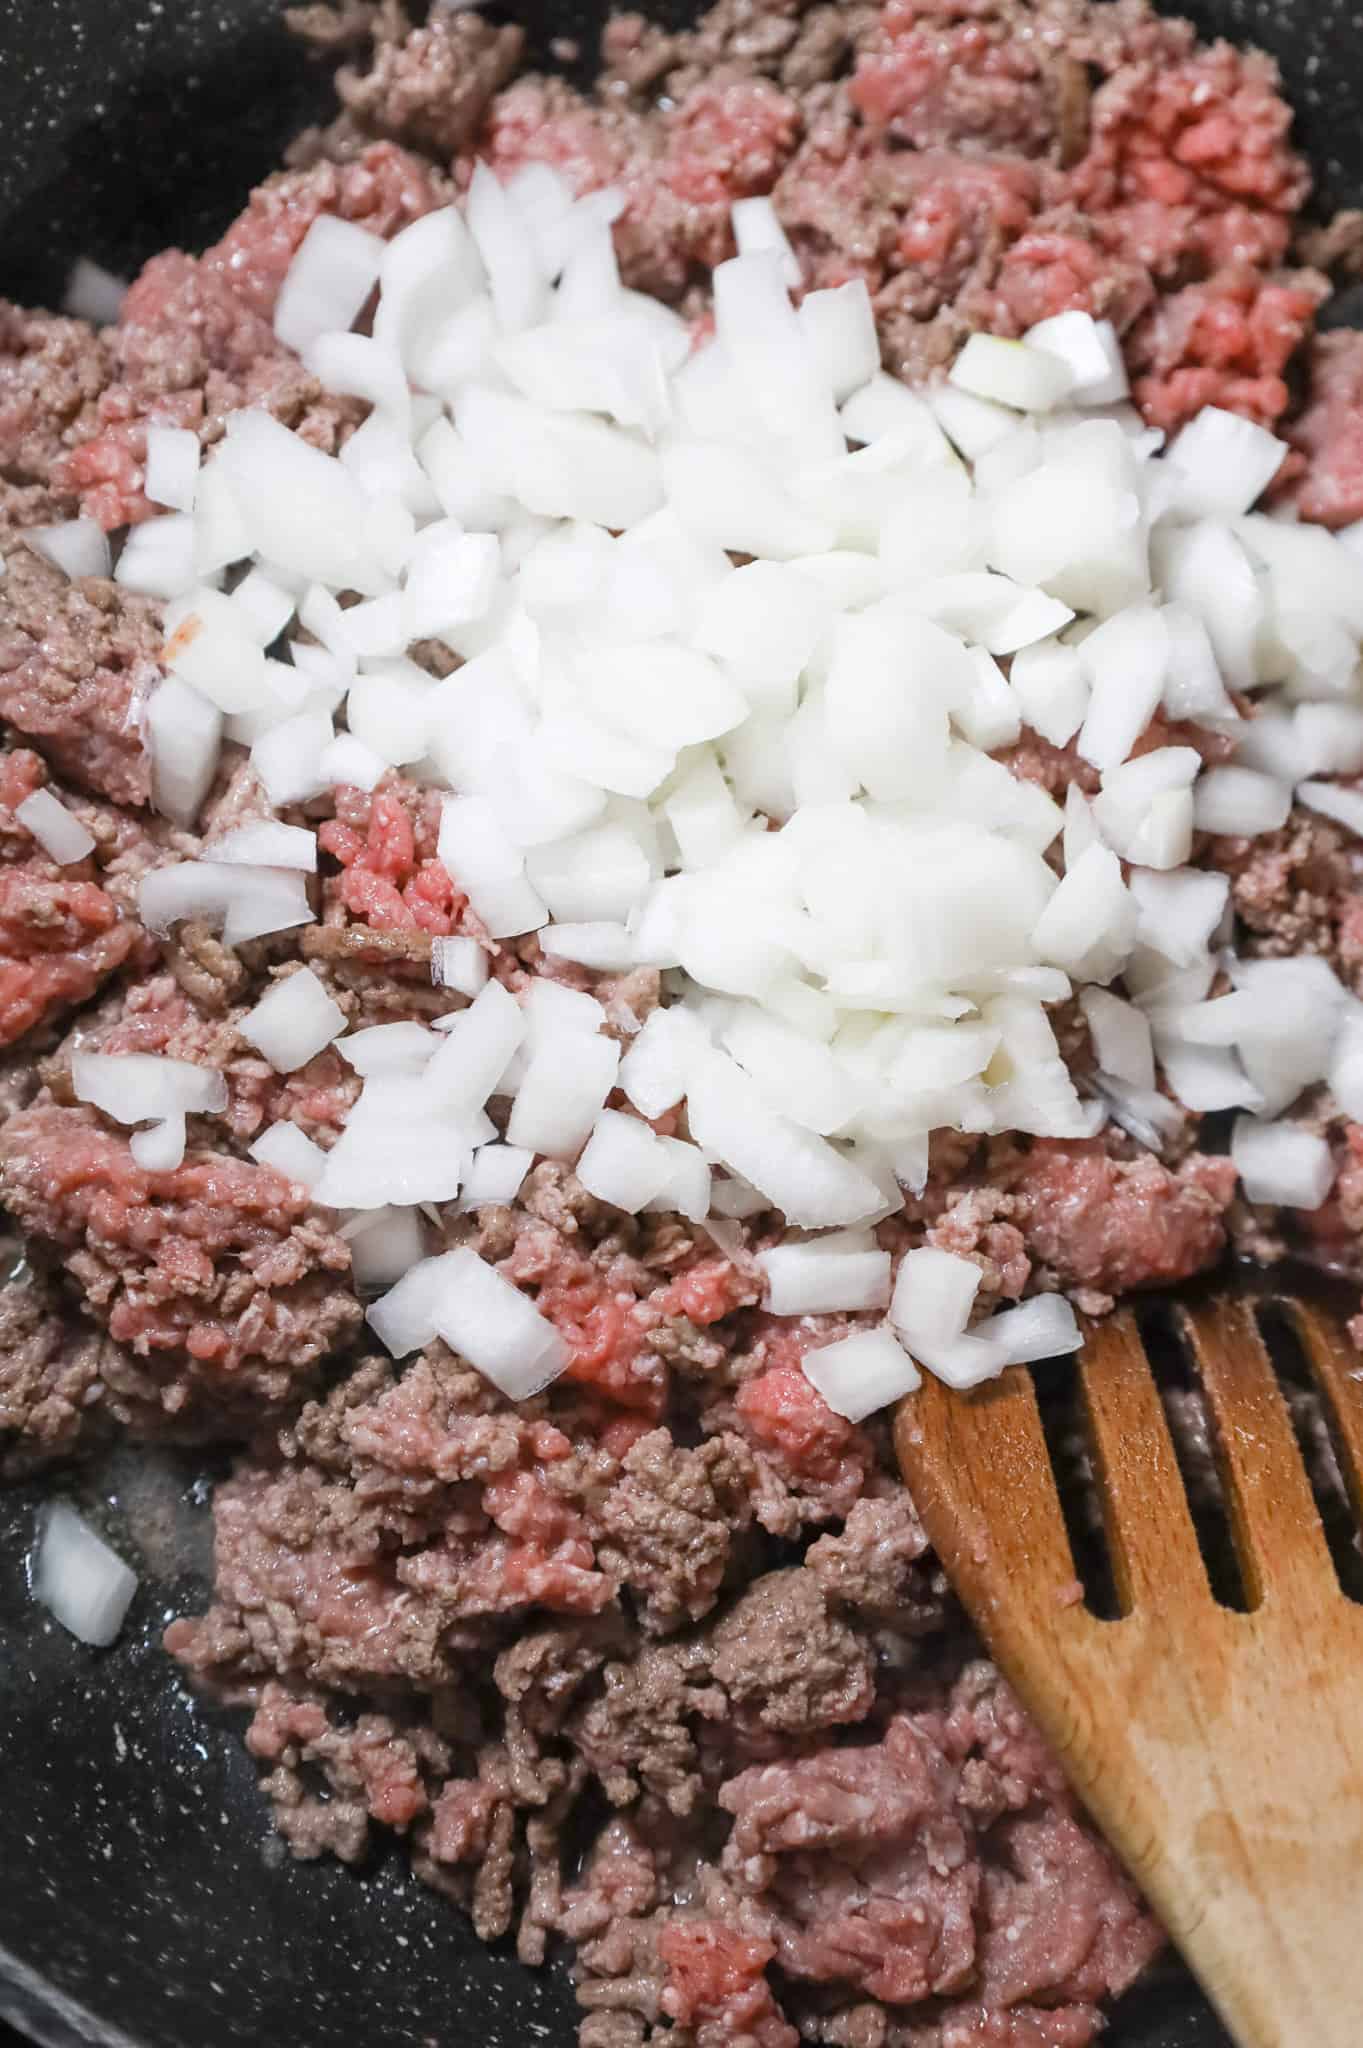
894, 1290, 1363, 2048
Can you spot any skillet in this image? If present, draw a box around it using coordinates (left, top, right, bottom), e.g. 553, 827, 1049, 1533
1, 1, 1361, 2041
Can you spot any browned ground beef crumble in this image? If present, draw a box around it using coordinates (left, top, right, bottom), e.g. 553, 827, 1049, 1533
5, 2, 1363, 2041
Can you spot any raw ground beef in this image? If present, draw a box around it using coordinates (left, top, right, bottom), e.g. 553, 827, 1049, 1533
4, 0, 1363, 2042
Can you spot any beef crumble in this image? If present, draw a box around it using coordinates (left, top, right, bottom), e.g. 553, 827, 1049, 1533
5, 2, 1363, 2043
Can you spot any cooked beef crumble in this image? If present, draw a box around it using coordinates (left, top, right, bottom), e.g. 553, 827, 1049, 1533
6, 2, 1363, 2042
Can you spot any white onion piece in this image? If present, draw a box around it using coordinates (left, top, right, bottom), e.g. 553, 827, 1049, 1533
211, 821, 317, 870
643, 1135, 712, 1223
115, 512, 197, 600
507, 1033, 620, 1159
889, 1246, 980, 1352
63, 257, 127, 325
432, 1247, 568, 1397
1075, 605, 1167, 771
432, 934, 491, 998
1193, 765, 1290, 837
1296, 779, 1363, 838
130, 1114, 187, 1172
982, 1294, 1081, 1365
72, 1050, 227, 1125
540, 922, 635, 970
335, 1023, 438, 1076
950, 333, 1074, 411
1031, 844, 1135, 984
425, 979, 527, 1120
1127, 867, 1229, 967
1153, 519, 1260, 694
760, 1243, 891, 1315
249, 1121, 328, 1189
802, 1325, 920, 1421
1163, 407, 1286, 519
1080, 988, 1155, 1091
798, 280, 879, 401
33, 1503, 138, 1647
274, 215, 384, 354
367, 1252, 460, 1357
16, 788, 96, 865
161, 588, 270, 714
230, 566, 295, 645
437, 795, 548, 938
1008, 637, 1089, 748
319, 732, 387, 792
250, 709, 335, 807
347, 1206, 426, 1288
458, 1142, 534, 1211
218, 408, 378, 592
239, 968, 345, 1074
576, 1109, 670, 1212
1232, 1116, 1335, 1210
28, 519, 110, 581
145, 426, 200, 513
1023, 313, 1127, 405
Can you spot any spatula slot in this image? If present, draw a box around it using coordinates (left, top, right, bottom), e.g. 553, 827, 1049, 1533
1261, 1300, 1363, 1605
1027, 1361, 1121, 1620
1131, 1302, 1250, 1614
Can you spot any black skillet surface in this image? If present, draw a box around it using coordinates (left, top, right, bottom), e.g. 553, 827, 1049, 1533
2, 1, 1363, 2043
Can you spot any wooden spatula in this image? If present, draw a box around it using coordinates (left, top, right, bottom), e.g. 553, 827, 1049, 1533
894, 1288, 1363, 2048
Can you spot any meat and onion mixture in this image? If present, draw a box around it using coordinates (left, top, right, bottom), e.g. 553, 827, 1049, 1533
7, 0, 1363, 2041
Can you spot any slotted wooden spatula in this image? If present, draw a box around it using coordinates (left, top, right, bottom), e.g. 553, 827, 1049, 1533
894, 1288, 1363, 2048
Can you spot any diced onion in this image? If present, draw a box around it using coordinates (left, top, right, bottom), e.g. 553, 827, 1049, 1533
802, 1325, 920, 1421
16, 788, 96, 865
33, 1503, 138, 1647
239, 968, 345, 1074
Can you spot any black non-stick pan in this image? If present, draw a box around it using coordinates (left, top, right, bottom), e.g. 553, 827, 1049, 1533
1, 2, 1361, 2042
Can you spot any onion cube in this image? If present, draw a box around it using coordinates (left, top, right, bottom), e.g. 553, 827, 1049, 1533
432, 1247, 568, 1399
367, 1252, 459, 1358
210, 821, 317, 871
240, 968, 345, 1073
162, 588, 270, 713
346, 1206, 425, 1289
643, 1135, 712, 1222
274, 215, 385, 354
576, 1109, 670, 1212
1193, 766, 1291, 838
949, 333, 1074, 412
16, 788, 96, 865
685, 1048, 884, 1228
982, 1295, 1081, 1365
129, 1114, 187, 1172
890, 1247, 981, 1353
458, 1142, 534, 1210
425, 978, 526, 1120
438, 794, 548, 938
760, 1242, 891, 1315
508, 1033, 620, 1159
1031, 845, 1136, 985
802, 1326, 920, 1422
1232, 1116, 1335, 1210
249, 1122, 328, 1189
433, 934, 491, 998
33, 1503, 138, 1647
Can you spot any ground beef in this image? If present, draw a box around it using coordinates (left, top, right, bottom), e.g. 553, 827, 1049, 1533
1281, 329, 1363, 528
0, 302, 113, 526
0, 747, 150, 1048
1006, 1139, 1238, 1310
0, 537, 161, 805
0, 1103, 360, 1390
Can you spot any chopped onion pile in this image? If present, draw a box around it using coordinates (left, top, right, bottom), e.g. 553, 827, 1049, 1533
116, 170, 1363, 1414
32, 1502, 138, 1647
